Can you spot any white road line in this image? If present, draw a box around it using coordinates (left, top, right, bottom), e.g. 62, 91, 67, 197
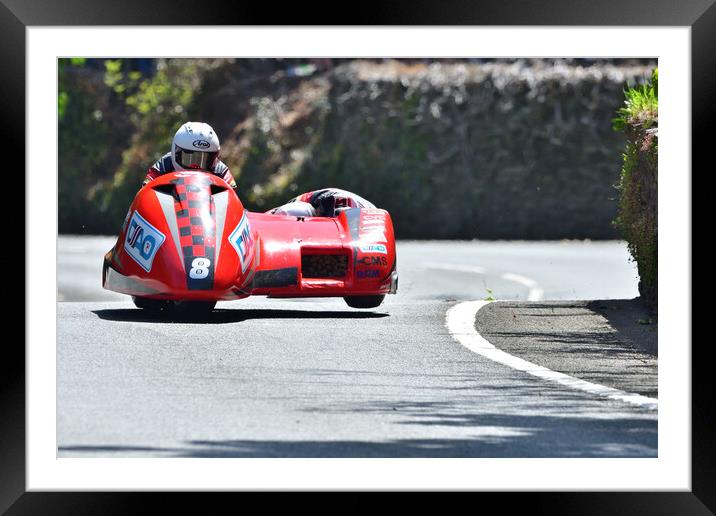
499, 272, 544, 301
423, 262, 544, 301
446, 300, 659, 411
423, 261, 487, 275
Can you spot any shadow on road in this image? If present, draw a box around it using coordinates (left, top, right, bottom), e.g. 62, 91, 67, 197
475, 300, 658, 398
58, 409, 656, 458
92, 308, 389, 324
57, 370, 657, 458
587, 298, 657, 356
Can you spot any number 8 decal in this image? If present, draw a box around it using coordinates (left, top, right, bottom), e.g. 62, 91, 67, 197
189, 257, 211, 279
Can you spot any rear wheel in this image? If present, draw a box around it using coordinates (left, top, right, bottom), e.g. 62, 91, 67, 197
344, 295, 385, 309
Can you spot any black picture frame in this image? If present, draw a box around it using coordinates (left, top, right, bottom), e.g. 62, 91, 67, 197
7, 0, 710, 512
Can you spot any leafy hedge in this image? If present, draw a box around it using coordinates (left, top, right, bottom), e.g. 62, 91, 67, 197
612, 69, 658, 311
58, 58, 222, 232
58, 59, 112, 233
291, 61, 651, 239
97, 59, 208, 226
59, 59, 655, 239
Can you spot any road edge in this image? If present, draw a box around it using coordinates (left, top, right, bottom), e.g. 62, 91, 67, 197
446, 300, 658, 411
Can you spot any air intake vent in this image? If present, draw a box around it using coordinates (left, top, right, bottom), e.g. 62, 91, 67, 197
301, 253, 348, 278
152, 184, 176, 195
211, 184, 228, 195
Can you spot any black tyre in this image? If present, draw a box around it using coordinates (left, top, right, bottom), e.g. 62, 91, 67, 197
132, 296, 169, 312
344, 295, 385, 309
132, 297, 216, 316
168, 300, 217, 315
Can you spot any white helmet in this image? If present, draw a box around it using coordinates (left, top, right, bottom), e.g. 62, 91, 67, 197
171, 121, 220, 171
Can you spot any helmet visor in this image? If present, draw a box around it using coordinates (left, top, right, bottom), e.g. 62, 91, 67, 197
175, 147, 218, 171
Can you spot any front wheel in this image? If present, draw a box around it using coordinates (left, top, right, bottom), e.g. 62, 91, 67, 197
168, 300, 217, 315
132, 296, 169, 312
344, 295, 385, 309
132, 297, 216, 315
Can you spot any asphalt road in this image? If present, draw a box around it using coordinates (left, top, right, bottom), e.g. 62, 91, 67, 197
57, 236, 656, 457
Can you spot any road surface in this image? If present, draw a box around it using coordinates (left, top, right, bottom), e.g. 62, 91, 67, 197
57, 236, 656, 457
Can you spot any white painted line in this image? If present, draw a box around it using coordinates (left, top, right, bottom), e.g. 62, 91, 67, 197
446, 300, 658, 411
423, 262, 543, 301
423, 261, 487, 275
500, 272, 544, 301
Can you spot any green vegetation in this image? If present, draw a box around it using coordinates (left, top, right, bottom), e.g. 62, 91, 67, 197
58, 59, 656, 239
612, 68, 658, 311
58, 58, 212, 231
98, 59, 204, 225
58, 58, 110, 233
484, 288, 496, 302
612, 68, 658, 131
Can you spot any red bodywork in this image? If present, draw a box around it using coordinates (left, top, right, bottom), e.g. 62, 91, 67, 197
102, 172, 398, 303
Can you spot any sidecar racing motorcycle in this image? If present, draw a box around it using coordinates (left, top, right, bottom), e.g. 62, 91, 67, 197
102, 171, 398, 313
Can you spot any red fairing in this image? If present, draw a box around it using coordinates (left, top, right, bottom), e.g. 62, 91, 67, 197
103, 171, 398, 304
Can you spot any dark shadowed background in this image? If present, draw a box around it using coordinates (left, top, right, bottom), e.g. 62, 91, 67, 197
58, 57, 655, 239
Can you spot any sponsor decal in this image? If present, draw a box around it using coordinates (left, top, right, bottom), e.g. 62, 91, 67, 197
229, 213, 254, 273
361, 208, 384, 216
359, 244, 387, 254
359, 222, 387, 238
360, 213, 385, 224
192, 139, 211, 149
359, 211, 387, 237
174, 171, 204, 178
122, 208, 132, 232
124, 211, 166, 272
358, 255, 388, 267
357, 269, 380, 279
189, 257, 211, 279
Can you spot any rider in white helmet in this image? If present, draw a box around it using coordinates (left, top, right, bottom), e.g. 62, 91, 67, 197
143, 121, 237, 190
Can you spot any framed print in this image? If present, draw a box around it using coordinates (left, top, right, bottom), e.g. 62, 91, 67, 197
6, 0, 711, 512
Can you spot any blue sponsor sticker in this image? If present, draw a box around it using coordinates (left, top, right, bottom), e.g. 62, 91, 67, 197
124, 211, 166, 272
359, 244, 387, 254
357, 269, 380, 279
229, 213, 254, 273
